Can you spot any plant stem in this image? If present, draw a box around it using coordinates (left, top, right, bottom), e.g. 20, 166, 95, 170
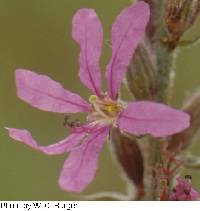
144, 0, 176, 200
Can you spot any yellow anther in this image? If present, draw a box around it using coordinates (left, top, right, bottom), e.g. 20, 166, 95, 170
89, 94, 122, 121
104, 104, 120, 113
89, 95, 98, 103
104, 105, 113, 113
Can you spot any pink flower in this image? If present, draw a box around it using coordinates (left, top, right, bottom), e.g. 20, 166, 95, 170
6, 1, 190, 193
169, 176, 200, 201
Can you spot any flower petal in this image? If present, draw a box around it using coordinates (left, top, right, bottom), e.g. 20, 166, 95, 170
6, 127, 86, 155
16, 69, 90, 113
117, 101, 190, 137
106, 1, 150, 99
170, 177, 200, 201
72, 9, 103, 96
58, 126, 109, 193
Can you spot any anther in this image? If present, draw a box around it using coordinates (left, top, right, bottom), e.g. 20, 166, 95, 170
89, 95, 98, 103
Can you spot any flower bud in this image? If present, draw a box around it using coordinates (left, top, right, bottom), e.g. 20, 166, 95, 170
126, 43, 159, 100
165, 0, 200, 48
110, 128, 144, 200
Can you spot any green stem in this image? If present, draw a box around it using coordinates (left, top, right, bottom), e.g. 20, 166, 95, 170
113, 0, 176, 201
155, 3, 175, 102
143, 0, 175, 200
145, 139, 162, 200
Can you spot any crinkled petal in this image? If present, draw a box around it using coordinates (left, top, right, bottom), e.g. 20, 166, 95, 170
117, 101, 190, 137
6, 127, 86, 155
170, 177, 200, 201
58, 126, 109, 193
190, 190, 200, 201
16, 69, 90, 113
106, 1, 150, 99
72, 9, 103, 96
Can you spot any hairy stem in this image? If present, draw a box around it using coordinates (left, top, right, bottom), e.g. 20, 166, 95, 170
112, 0, 176, 200
140, 0, 174, 200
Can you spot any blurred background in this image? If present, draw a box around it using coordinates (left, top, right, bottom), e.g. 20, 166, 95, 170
0, 0, 200, 200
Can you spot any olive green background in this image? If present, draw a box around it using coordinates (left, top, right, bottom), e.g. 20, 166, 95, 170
0, 0, 200, 200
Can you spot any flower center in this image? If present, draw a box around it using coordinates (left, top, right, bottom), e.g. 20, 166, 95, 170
88, 95, 123, 126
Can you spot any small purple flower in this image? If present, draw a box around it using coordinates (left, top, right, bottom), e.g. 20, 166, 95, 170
7, 1, 190, 193
169, 176, 200, 201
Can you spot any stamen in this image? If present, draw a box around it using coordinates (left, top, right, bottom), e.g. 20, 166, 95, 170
93, 101, 109, 119
89, 95, 98, 103
104, 103, 121, 113
88, 94, 123, 126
